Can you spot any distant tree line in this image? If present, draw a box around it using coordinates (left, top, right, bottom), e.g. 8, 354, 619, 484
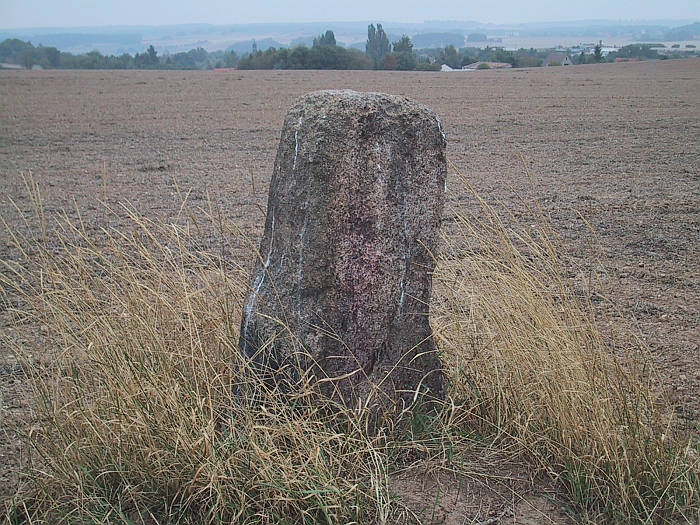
0, 38, 238, 70
604, 44, 663, 61
418, 45, 546, 69
237, 37, 373, 70
1, 27, 691, 72
237, 25, 438, 71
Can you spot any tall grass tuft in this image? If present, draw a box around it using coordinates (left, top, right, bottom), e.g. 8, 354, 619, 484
432, 171, 698, 523
2, 173, 698, 523
1, 179, 395, 524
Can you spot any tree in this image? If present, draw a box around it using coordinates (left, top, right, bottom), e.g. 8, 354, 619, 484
491, 48, 514, 65
366, 23, 390, 67
273, 48, 289, 69
135, 45, 159, 68
460, 53, 477, 67
593, 44, 603, 62
58, 51, 77, 68
0, 38, 34, 64
19, 48, 35, 69
395, 50, 416, 70
605, 44, 660, 61
367, 24, 376, 54
512, 50, 541, 68
147, 45, 158, 64
222, 50, 238, 67
309, 44, 350, 69
188, 47, 207, 63
381, 53, 397, 70
438, 45, 460, 69
79, 50, 105, 69
393, 35, 413, 54
37, 45, 60, 67
288, 45, 310, 69
168, 47, 208, 68
389, 35, 416, 70
347, 48, 374, 69
415, 59, 441, 71
171, 51, 196, 67
313, 30, 336, 47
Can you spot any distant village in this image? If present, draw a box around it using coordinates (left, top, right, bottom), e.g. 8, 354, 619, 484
438, 40, 697, 71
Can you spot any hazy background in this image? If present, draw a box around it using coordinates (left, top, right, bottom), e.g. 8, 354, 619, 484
2, 0, 699, 28
1, 0, 698, 59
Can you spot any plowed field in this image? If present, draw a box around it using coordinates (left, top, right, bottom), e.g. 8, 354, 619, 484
1, 59, 698, 519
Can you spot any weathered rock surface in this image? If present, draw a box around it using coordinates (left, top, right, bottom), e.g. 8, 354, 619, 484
239, 89, 446, 408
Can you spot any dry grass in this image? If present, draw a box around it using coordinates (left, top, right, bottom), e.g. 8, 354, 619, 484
2, 177, 401, 524
1, 173, 698, 524
432, 168, 699, 523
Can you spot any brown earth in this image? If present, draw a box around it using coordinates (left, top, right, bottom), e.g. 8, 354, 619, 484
0, 59, 698, 522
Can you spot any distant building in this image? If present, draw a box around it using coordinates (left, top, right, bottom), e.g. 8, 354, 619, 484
440, 63, 482, 72
544, 52, 572, 66
581, 41, 619, 56
462, 61, 512, 70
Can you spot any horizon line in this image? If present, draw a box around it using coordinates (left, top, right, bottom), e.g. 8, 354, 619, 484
1, 17, 697, 33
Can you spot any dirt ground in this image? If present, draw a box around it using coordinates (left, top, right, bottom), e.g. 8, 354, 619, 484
0, 59, 698, 521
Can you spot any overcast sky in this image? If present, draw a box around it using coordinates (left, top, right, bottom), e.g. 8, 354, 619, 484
1, 0, 698, 28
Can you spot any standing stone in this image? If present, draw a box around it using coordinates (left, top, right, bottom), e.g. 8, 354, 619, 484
239, 90, 446, 409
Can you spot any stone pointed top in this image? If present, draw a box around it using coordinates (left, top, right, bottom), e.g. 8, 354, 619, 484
297, 88, 435, 109
287, 89, 447, 144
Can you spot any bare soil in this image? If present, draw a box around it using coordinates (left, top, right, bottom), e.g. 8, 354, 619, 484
1, 59, 698, 521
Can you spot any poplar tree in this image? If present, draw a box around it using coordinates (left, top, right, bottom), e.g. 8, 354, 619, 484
366, 24, 390, 66
313, 30, 336, 47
